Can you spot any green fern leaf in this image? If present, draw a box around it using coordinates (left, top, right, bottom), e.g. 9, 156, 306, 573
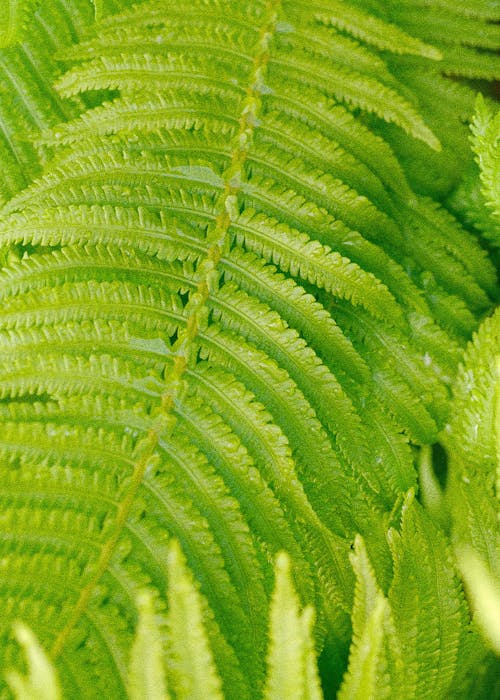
0, 0, 105, 204
308, 0, 442, 59
263, 552, 322, 700
128, 591, 169, 700
471, 95, 500, 230
403, 0, 499, 20
338, 535, 396, 700
0, 1, 497, 697
444, 308, 499, 508
90, 0, 103, 22
166, 541, 224, 700
440, 309, 500, 685
387, 493, 467, 698
0, 1, 41, 48
6, 622, 61, 700
384, 5, 500, 51
455, 548, 500, 657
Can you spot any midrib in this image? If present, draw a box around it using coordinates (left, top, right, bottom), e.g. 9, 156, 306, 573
49, 0, 282, 660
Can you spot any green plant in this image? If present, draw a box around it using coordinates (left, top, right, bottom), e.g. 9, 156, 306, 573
0, 0, 498, 698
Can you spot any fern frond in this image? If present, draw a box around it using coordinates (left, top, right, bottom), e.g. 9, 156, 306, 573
339, 596, 389, 700
263, 552, 322, 700
471, 95, 500, 228
223, 248, 370, 384
337, 535, 397, 700
379, 1, 500, 82
444, 308, 499, 487
387, 493, 467, 698
305, 0, 442, 59
0, 0, 98, 203
384, 5, 500, 51
331, 301, 449, 443
0, 1, 497, 697
365, 0, 499, 200
398, 0, 499, 20
128, 590, 169, 700
455, 548, 500, 656
166, 541, 224, 700
6, 622, 61, 700
440, 307, 500, 672
441, 46, 500, 81
8, 546, 328, 700
0, 1, 41, 48
55, 48, 441, 151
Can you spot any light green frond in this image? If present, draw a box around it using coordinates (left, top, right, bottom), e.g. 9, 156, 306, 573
441, 307, 500, 661
347, 535, 384, 635
128, 591, 169, 700
6, 622, 61, 700
441, 46, 500, 81
338, 596, 389, 700
52, 1, 442, 152
0, 0, 110, 203
303, 0, 442, 59
233, 208, 403, 323
37, 92, 239, 148
380, 1, 500, 83
403, 0, 499, 20
91, 0, 103, 21
388, 493, 467, 698
223, 248, 370, 385
267, 81, 413, 199
445, 308, 500, 485
166, 541, 224, 700
455, 548, 500, 656
338, 534, 403, 700
263, 552, 322, 700
332, 302, 447, 443
385, 6, 500, 51
398, 201, 493, 311
470, 95, 500, 227
0, 1, 41, 48
211, 281, 381, 500
267, 51, 441, 150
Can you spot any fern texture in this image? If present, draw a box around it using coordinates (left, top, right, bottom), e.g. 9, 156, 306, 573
0, 0, 130, 205
0, 0, 498, 698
